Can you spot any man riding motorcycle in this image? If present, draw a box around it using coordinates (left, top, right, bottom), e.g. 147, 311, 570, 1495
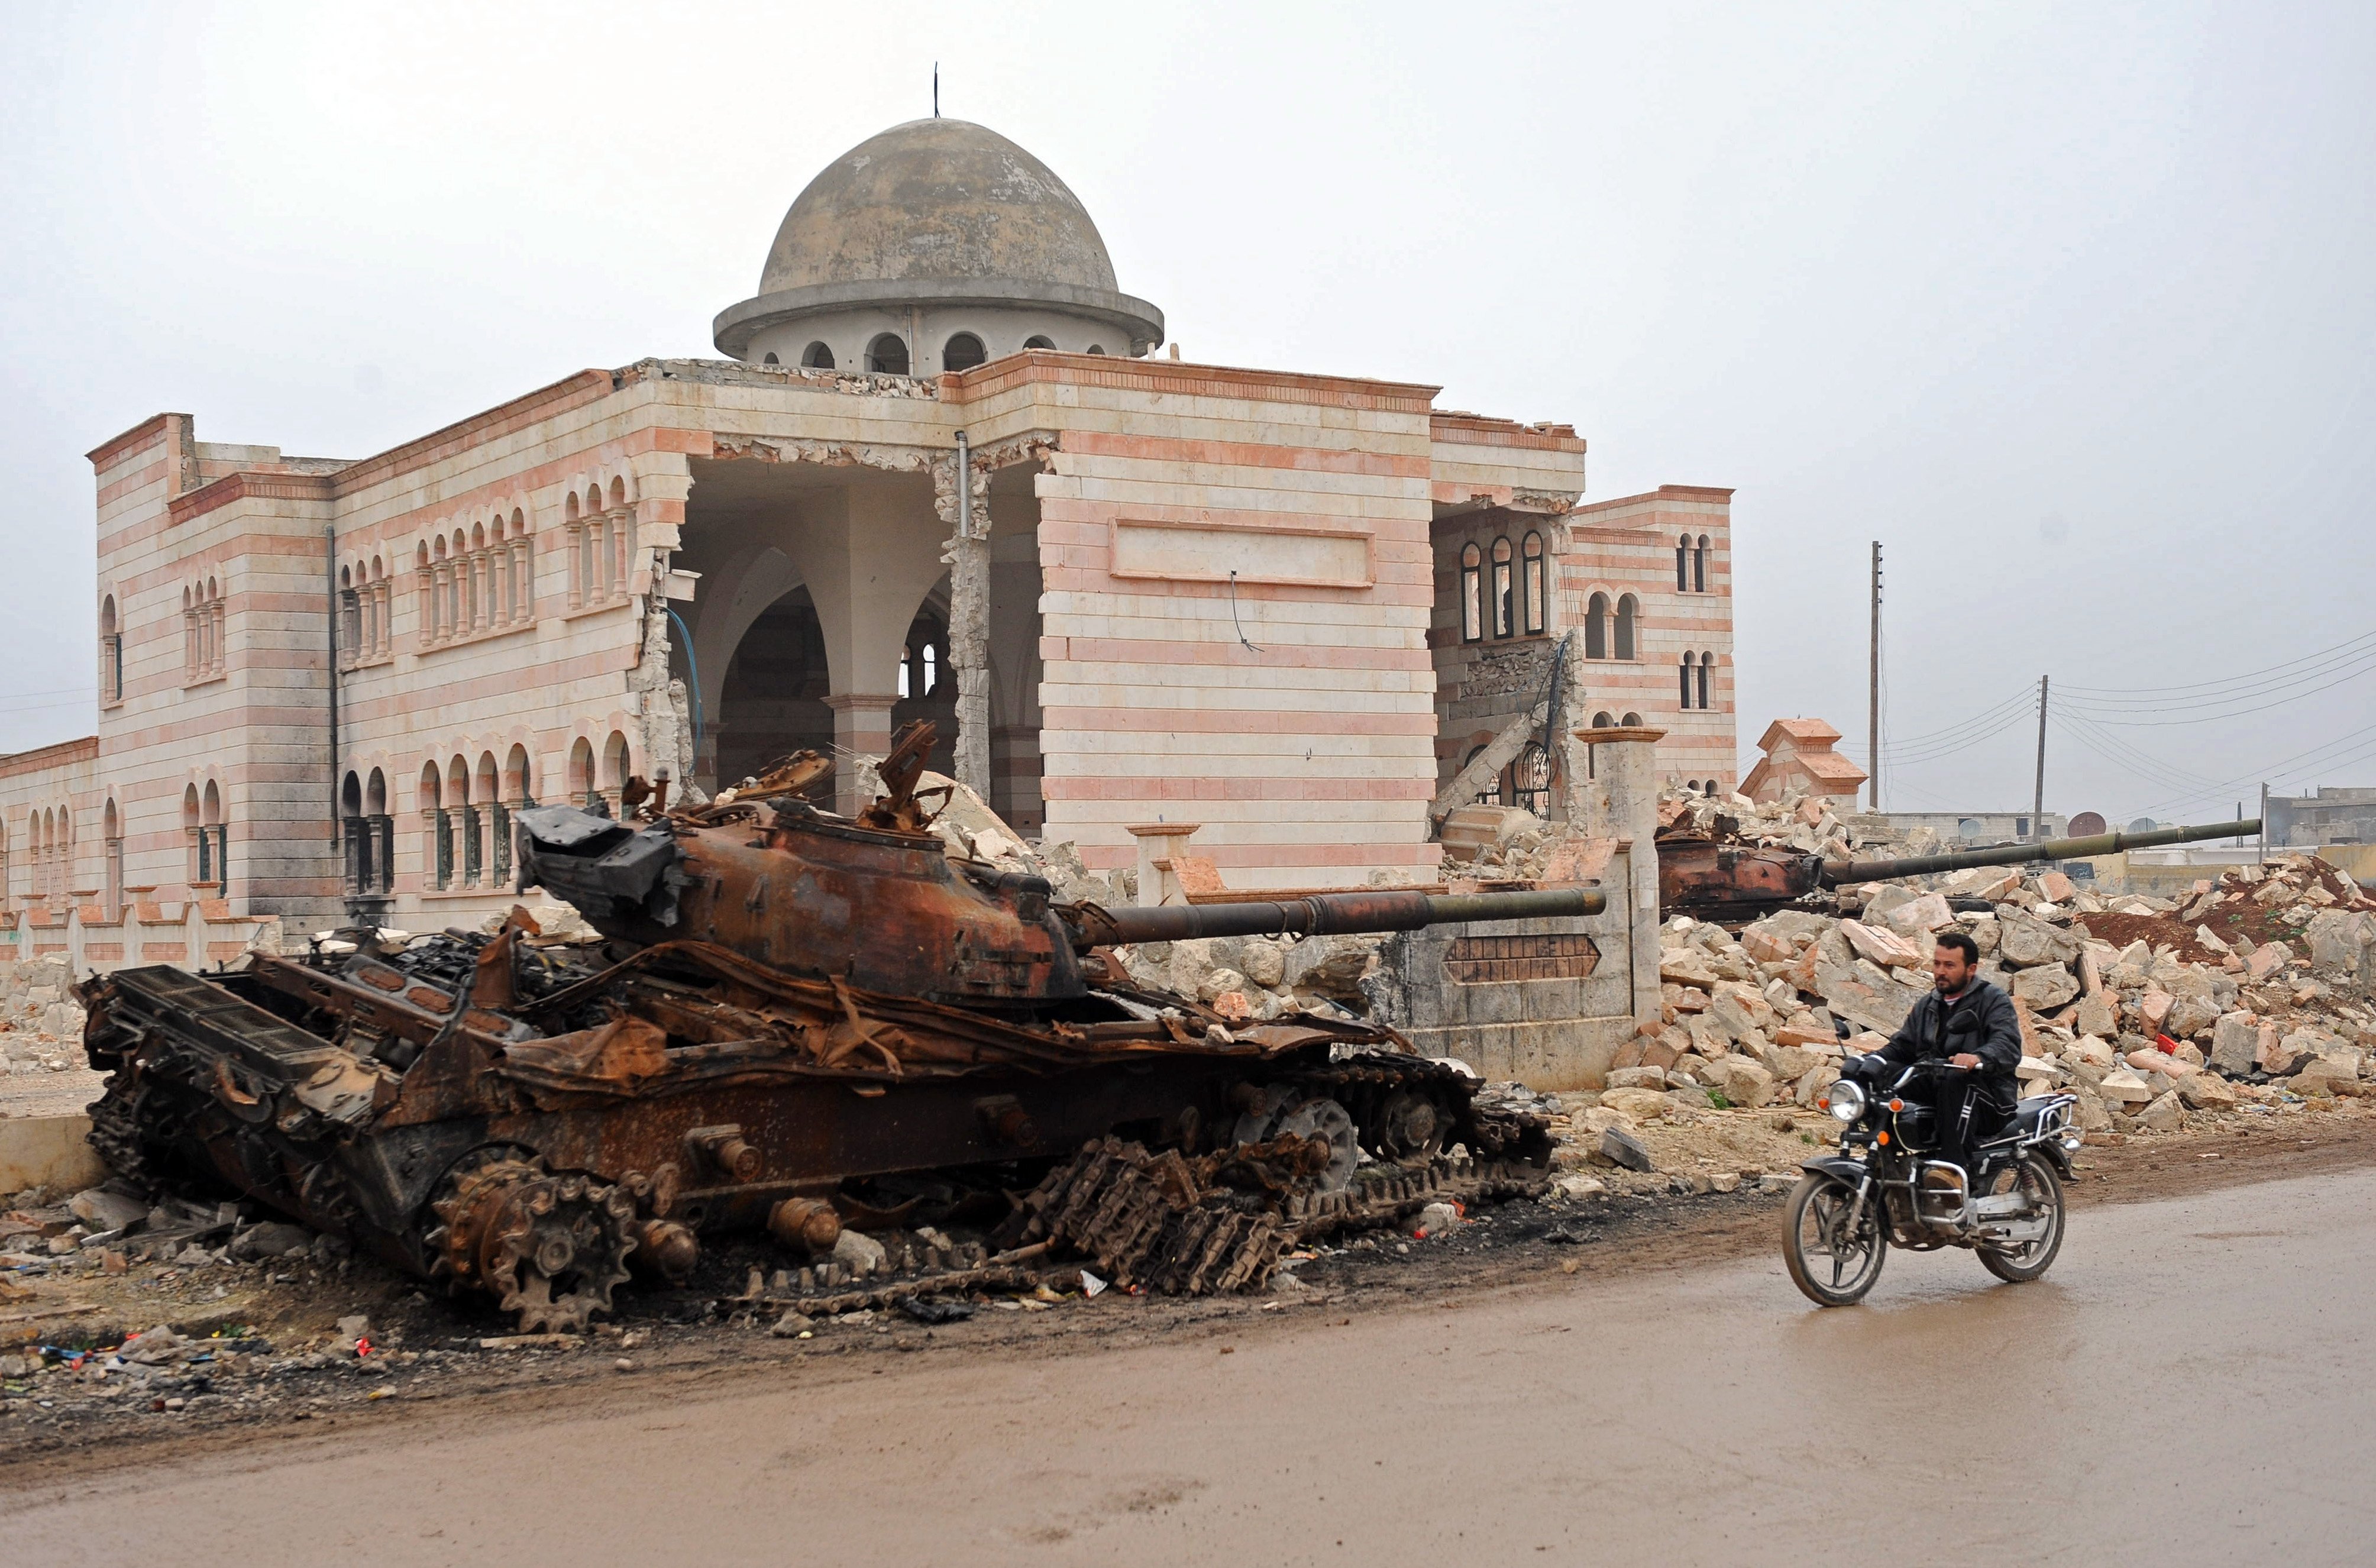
1844, 929, 2022, 1175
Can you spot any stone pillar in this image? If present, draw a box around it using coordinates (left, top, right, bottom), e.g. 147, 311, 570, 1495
826, 694, 899, 814
936, 439, 994, 801
1574, 725, 1665, 1021
1125, 823, 1202, 906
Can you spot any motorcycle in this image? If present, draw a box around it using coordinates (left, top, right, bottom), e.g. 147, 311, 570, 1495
1783, 1052, 2081, 1307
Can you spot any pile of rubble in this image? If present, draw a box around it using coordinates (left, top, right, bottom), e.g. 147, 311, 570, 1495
1625, 851, 2376, 1139
0, 959, 87, 1077
1656, 784, 1915, 860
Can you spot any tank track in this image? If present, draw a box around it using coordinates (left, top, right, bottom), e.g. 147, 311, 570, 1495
86, 1071, 159, 1190
1298, 1050, 1556, 1169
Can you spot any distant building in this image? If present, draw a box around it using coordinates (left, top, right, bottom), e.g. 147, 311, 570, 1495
1855, 810, 2069, 847
2267, 787, 2376, 846
1741, 718, 1866, 805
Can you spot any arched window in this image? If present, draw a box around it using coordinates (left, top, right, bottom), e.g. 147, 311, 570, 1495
1702, 779, 1718, 797
865, 334, 910, 375
103, 798, 121, 914
1676, 534, 1691, 592
603, 730, 632, 806
568, 738, 596, 809
1459, 544, 1483, 642
1694, 535, 1709, 594
802, 341, 835, 369
1521, 532, 1546, 635
100, 594, 122, 703
1696, 651, 1712, 712
1084, 344, 1106, 355
1585, 593, 1609, 660
1621, 712, 1642, 727
1506, 742, 1551, 815
1489, 538, 1515, 638
942, 332, 986, 372
1023, 335, 1055, 350
1614, 594, 1637, 661
1592, 710, 1614, 728
1680, 652, 1696, 708
421, 761, 450, 889
504, 745, 533, 807
762, 352, 779, 365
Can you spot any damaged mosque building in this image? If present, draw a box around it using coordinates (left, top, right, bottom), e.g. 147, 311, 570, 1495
0, 115, 1735, 970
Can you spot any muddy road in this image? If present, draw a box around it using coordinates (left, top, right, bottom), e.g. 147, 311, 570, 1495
7, 1130, 2371, 1564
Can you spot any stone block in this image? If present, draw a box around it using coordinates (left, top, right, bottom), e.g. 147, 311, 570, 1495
1841, 920, 1925, 968
2011, 964, 2081, 1010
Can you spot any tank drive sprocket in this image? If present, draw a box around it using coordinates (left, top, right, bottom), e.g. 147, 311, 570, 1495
426, 1152, 638, 1333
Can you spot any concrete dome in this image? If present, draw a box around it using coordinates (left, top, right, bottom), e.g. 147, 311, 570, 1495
714, 118, 1163, 365
759, 118, 1119, 296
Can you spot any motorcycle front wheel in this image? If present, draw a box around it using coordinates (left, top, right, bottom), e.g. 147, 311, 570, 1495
1783, 1173, 1886, 1307
1977, 1152, 2065, 1284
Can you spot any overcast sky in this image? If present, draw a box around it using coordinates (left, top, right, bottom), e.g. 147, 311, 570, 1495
4, 2, 2370, 826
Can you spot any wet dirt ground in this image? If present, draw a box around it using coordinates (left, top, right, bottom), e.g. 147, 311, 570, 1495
5, 1116, 2372, 1563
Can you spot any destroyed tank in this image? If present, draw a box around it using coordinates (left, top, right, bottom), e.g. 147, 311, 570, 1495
80, 723, 1599, 1330
1657, 816, 2263, 923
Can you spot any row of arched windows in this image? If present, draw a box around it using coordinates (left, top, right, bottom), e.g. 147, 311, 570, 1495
418, 508, 536, 647
1679, 650, 1716, 710
1680, 778, 1721, 796
1582, 593, 1638, 661
339, 558, 394, 666
183, 578, 225, 681
1459, 533, 1547, 642
1676, 534, 1712, 593
563, 479, 633, 613
180, 781, 227, 888
342, 734, 634, 895
765, 331, 1090, 376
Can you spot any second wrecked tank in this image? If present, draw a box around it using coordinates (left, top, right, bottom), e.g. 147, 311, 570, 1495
81, 723, 1598, 1330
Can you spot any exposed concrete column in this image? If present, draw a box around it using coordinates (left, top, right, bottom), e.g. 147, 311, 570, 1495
826, 694, 898, 812
768, 480, 952, 813
1575, 725, 1666, 1021
936, 439, 993, 800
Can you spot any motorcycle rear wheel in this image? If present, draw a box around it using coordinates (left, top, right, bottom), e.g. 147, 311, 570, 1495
1977, 1153, 2065, 1284
1783, 1173, 1886, 1307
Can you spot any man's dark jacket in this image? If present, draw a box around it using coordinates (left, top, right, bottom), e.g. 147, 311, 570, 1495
1863, 978, 2025, 1113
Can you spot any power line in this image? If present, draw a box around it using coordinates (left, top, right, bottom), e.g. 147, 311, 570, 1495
2058, 626, 2376, 697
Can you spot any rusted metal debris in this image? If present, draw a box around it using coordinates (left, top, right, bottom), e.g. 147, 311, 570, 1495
81, 720, 1576, 1331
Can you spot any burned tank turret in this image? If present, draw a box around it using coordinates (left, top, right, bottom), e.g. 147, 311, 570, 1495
1657, 816, 2263, 923
82, 723, 1598, 1329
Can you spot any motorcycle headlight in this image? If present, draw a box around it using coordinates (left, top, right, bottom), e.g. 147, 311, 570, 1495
1825, 1078, 1867, 1123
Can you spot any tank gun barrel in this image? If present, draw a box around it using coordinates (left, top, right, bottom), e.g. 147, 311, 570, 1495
1074, 885, 1605, 948
1819, 818, 2260, 888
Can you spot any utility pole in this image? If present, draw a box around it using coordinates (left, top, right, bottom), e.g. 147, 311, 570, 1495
2259, 782, 2269, 861
1868, 541, 1882, 811
2031, 674, 2049, 842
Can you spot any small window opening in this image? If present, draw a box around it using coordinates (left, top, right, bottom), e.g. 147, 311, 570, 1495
1084, 344, 1106, 356
1696, 651, 1712, 710
801, 341, 835, 369
1585, 593, 1609, 660
1676, 534, 1690, 592
1614, 594, 1637, 661
1694, 535, 1709, 594
1521, 532, 1546, 634
1490, 538, 1515, 638
942, 332, 986, 372
1680, 653, 1696, 709
1459, 544, 1483, 642
762, 352, 780, 365
865, 334, 910, 375
1024, 335, 1055, 350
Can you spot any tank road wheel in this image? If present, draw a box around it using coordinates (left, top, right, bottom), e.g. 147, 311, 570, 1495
427, 1153, 638, 1333
1232, 1087, 1362, 1191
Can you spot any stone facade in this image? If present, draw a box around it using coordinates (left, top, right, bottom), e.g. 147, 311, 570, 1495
0, 118, 1733, 950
